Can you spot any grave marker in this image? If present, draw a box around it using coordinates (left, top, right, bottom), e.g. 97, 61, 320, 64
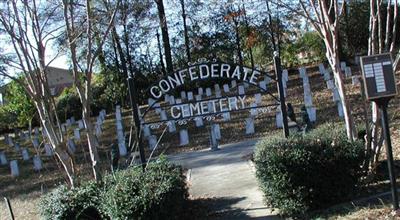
10, 160, 19, 177
179, 129, 189, 146
33, 155, 43, 171
245, 118, 255, 134
74, 128, 81, 140
22, 148, 29, 161
67, 139, 76, 154
0, 151, 7, 165
44, 144, 53, 156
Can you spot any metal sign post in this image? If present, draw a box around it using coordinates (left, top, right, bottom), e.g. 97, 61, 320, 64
127, 75, 146, 170
360, 53, 399, 210
274, 52, 289, 138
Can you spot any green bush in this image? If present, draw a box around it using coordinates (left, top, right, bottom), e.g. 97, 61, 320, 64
101, 156, 188, 219
56, 88, 82, 122
39, 181, 102, 219
254, 123, 364, 217
39, 157, 188, 220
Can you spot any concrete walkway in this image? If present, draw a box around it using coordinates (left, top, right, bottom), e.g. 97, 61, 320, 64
169, 139, 282, 219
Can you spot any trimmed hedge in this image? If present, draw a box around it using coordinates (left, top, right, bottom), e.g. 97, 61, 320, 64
254, 123, 365, 217
39, 157, 188, 220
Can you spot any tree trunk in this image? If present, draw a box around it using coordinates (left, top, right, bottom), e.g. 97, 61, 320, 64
155, 0, 173, 74
180, 0, 191, 63
81, 100, 101, 181
156, 31, 166, 75
233, 17, 243, 66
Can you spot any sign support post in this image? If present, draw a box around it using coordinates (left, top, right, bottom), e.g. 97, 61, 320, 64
360, 53, 399, 210
378, 98, 399, 210
274, 52, 289, 138
127, 75, 146, 170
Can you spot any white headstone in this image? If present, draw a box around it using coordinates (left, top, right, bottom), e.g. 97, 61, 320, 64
179, 129, 189, 146
160, 110, 168, 120
306, 107, 317, 122
245, 118, 255, 134
264, 75, 271, 84
195, 95, 202, 101
8, 137, 14, 147
222, 112, 231, 121
340, 61, 346, 71
333, 88, 341, 102
116, 122, 123, 131
215, 87, 222, 98
70, 116, 76, 124
61, 124, 66, 133
148, 135, 157, 150
168, 95, 175, 105
117, 130, 124, 142
187, 92, 194, 100
95, 124, 102, 137
195, 117, 204, 127
259, 81, 267, 90
304, 94, 313, 107
345, 67, 352, 77
168, 121, 177, 132
10, 160, 19, 177
250, 103, 258, 116
206, 88, 212, 96
238, 85, 245, 95
116, 112, 122, 121
22, 148, 30, 161
44, 143, 53, 156
223, 84, 230, 93
67, 139, 76, 154
143, 125, 151, 137
74, 128, 80, 140
180, 91, 187, 100
276, 109, 283, 128
255, 93, 262, 104
299, 67, 307, 78
118, 142, 127, 156
0, 151, 7, 165
32, 138, 39, 149
14, 142, 20, 151
326, 80, 334, 90
231, 80, 237, 88
212, 124, 221, 140
34, 127, 40, 136
338, 102, 344, 117
33, 155, 42, 171
66, 119, 71, 127
352, 76, 360, 86
282, 69, 289, 82
318, 63, 326, 75
323, 70, 331, 81
198, 87, 204, 96
78, 120, 84, 129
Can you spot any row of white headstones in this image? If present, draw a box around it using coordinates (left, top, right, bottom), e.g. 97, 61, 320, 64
1, 62, 359, 176
1, 110, 107, 177
142, 62, 357, 148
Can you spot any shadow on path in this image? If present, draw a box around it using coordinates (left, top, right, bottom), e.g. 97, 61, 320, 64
183, 196, 282, 220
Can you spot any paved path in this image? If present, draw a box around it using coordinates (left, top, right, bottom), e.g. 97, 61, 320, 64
169, 139, 282, 219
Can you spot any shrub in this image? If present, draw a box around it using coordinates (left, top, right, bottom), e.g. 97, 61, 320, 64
39, 181, 102, 219
39, 157, 188, 220
101, 156, 188, 219
56, 88, 82, 122
254, 123, 364, 217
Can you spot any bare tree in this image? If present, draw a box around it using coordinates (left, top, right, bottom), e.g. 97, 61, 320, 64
367, 0, 399, 170
275, 0, 356, 140
0, 0, 76, 186
62, 0, 118, 181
